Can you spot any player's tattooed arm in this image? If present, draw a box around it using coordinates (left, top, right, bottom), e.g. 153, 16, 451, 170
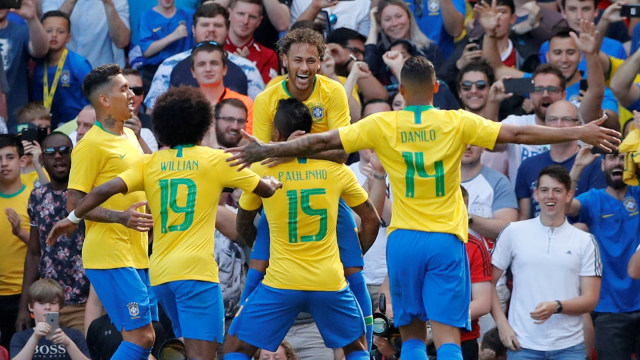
68, 187, 153, 229
351, 198, 381, 254
237, 207, 259, 247
308, 148, 349, 164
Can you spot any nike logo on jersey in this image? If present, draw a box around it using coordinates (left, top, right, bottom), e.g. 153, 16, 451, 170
601, 214, 615, 219
152, 27, 162, 32
119, 153, 127, 159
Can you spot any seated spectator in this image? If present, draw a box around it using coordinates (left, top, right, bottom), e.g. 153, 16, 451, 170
16, 132, 89, 333
121, 69, 158, 153
32, 11, 91, 129
14, 103, 50, 189
254, 340, 298, 360
43, 0, 130, 68
145, 2, 265, 110
0, 135, 30, 350
138, 0, 194, 92
9, 279, 90, 360
290, 0, 371, 37
0, 0, 48, 126
225, 0, 279, 84
191, 42, 254, 133
365, 0, 444, 85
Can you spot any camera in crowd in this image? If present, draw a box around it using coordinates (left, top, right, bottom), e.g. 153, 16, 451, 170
372, 293, 402, 351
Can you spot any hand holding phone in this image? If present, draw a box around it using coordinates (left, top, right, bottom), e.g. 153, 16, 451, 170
45, 312, 59, 340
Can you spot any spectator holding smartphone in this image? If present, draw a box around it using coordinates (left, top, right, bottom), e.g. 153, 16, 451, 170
10, 279, 90, 360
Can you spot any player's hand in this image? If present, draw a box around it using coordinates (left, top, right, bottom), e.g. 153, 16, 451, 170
121, 201, 153, 232
15, 307, 33, 332
49, 328, 71, 347
234, 46, 250, 58
474, 0, 499, 33
456, 43, 483, 70
530, 301, 557, 324
578, 115, 621, 152
260, 157, 294, 168
32, 321, 52, 339
569, 20, 599, 55
46, 218, 78, 246
261, 175, 283, 191
225, 130, 270, 170
5, 208, 23, 236
496, 320, 522, 351
489, 78, 513, 103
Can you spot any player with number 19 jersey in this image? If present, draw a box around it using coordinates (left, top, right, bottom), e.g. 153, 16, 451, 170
118, 146, 261, 286
339, 106, 502, 242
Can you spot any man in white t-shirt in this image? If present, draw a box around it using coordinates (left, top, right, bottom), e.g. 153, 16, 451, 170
490, 164, 602, 359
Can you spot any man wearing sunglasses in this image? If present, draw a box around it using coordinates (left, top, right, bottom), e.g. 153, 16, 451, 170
16, 132, 90, 333
122, 69, 158, 154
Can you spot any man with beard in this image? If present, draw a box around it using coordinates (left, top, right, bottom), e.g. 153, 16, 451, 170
16, 133, 89, 332
566, 149, 640, 360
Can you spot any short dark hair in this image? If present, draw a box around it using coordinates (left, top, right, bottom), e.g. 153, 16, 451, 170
400, 56, 435, 92
122, 68, 141, 78
549, 27, 574, 43
362, 98, 391, 116
191, 41, 227, 68
82, 64, 122, 104
537, 164, 571, 191
193, 2, 229, 28
457, 60, 495, 92
482, 0, 514, 14
278, 27, 326, 59
42, 131, 72, 148
41, 10, 71, 30
273, 98, 312, 140
152, 87, 213, 148
560, 0, 597, 12
214, 98, 247, 120
0, 134, 24, 157
532, 63, 567, 90
326, 27, 366, 47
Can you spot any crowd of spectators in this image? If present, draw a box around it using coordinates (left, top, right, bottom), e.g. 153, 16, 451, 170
0, 0, 640, 359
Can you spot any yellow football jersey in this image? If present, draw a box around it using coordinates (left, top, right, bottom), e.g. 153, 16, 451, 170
119, 146, 261, 286
68, 123, 148, 269
240, 158, 368, 291
0, 185, 31, 295
253, 75, 351, 143
339, 106, 502, 242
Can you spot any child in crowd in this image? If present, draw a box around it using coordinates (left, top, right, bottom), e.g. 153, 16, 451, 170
15, 103, 50, 189
10, 279, 90, 360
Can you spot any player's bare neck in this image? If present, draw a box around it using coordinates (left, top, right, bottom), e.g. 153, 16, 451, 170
287, 82, 313, 102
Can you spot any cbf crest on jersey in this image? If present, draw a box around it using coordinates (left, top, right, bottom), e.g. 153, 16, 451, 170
624, 196, 637, 213
311, 105, 324, 123
61, 70, 71, 87
428, 0, 440, 14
